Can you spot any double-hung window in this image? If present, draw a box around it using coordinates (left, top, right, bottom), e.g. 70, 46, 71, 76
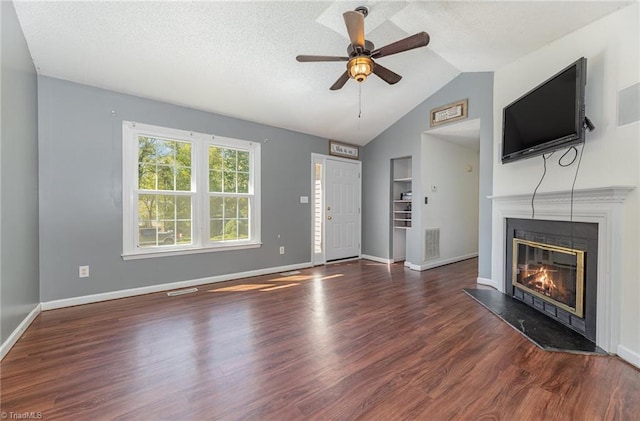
122, 121, 261, 259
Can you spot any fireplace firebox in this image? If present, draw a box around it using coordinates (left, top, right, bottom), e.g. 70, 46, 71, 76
512, 239, 585, 317
505, 218, 598, 342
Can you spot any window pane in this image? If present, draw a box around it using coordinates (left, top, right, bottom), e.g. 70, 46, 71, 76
238, 197, 249, 218
176, 221, 191, 244
209, 146, 222, 171
238, 219, 249, 239
157, 165, 175, 191
237, 151, 249, 172
138, 194, 158, 221
155, 140, 175, 164
176, 196, 192, 219
237, 172, 249, 194
176, 167, 191, 191
210, 197, 223, 218
224, 197, 237, 219
138, 164, 156, 190
175, 142, 191, 167
223, 171, 237, 193
224, 219, 238, 240
160, 221, 176, 244
314, 163, 323, 254
209, 170, 222, 192
158, 196, 176, 220
138, 136, 158, 163
210, 219, 223, 241
223, 149, 237, 172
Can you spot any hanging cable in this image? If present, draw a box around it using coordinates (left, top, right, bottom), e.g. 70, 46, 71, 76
531, 152, 553, 219
559, 146, 578, 167
569, 142, 585, 250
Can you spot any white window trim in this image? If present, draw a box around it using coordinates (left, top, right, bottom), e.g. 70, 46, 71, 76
122, 121, 261, 259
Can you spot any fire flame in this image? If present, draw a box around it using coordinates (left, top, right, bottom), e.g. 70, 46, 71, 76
526, 267, 558, 297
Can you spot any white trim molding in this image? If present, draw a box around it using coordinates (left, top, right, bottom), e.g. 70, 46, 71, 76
477, 277, 499, 290
490, 186, 635, 354
42, 262, 312, 311
1, 304, 41, 360
409, 252, 478, 271
617, 345, 640, 369
361, 254, 393, 264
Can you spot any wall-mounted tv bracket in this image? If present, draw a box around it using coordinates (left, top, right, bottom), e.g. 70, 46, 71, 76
584, 116, 595, 132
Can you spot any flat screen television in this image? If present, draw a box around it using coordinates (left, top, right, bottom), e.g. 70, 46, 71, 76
502, 57, 587, 164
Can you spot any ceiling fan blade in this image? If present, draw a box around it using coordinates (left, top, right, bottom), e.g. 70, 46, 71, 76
343, 11, 365, 48
296, 55, 349, 62
371, 32, 430, 59
330, 71, 350, 91
373, 63, 402, 85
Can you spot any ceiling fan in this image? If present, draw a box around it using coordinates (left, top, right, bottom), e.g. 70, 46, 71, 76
296, 6, 430, 91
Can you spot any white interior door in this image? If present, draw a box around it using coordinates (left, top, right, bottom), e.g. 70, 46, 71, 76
325, 158, 361, 261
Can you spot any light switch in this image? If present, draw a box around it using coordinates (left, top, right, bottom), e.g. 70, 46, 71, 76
300, 196, 309, 203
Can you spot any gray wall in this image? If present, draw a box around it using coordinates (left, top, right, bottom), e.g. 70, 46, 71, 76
1, 1, 40, 343
362, 72, 494, 278
38, 77, 328, 302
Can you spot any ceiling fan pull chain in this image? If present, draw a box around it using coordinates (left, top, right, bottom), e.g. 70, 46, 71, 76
358, 84, 362, 119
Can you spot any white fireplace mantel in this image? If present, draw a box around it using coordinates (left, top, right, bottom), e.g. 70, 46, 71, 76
484, 186, 635, 354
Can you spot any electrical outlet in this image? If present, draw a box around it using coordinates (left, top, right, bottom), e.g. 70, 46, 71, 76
279, 246, 285, 255
79, 265, 90, 278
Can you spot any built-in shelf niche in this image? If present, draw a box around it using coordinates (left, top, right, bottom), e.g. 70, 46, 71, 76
392, 157, 412, 261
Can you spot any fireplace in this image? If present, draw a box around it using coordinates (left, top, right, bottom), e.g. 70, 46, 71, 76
488, 187, 634, 354
512, 239, 585, 317
505, 218, 598, 342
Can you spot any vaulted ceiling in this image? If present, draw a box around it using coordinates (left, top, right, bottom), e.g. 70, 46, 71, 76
13, 1, 632, 145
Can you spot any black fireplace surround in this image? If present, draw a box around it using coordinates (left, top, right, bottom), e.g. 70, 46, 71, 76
505, 218, 598, 342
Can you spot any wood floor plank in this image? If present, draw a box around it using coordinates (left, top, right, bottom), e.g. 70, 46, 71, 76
1, 258, 638, 420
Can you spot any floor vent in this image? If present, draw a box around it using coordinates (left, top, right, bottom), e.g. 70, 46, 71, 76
279, 270, 301, 276
425, 228, 440, 260
167, 287, 198, 297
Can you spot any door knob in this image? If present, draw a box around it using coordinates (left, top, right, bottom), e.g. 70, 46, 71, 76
327, 216, 332, 220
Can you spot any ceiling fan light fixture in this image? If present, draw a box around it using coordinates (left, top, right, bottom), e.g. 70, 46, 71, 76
348, 56, 373, 82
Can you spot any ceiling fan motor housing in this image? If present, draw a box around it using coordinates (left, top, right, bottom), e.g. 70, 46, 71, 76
348, 56, 373, 82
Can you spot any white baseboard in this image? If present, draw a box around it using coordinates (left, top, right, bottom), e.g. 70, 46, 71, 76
1, 304, 41, 360
41, 262, 313, 311
617, 344, 640, 369
360, 254, 393, 264
477, 277, 500, 290
408, 253, 478, 271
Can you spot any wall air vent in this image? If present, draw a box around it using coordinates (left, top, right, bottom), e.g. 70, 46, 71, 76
425, 228, 440, 260
167, 287, 198, 297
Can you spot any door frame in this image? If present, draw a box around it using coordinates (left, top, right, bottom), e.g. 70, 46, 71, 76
310, 153, 362, 265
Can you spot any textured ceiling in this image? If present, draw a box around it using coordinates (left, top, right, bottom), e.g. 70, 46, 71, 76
13, 1, 633, 145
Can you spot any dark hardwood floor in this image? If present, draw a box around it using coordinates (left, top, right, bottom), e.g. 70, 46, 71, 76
1, 258, 639, 420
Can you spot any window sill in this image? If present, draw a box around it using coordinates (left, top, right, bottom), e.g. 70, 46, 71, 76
122, 242, 262, 260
